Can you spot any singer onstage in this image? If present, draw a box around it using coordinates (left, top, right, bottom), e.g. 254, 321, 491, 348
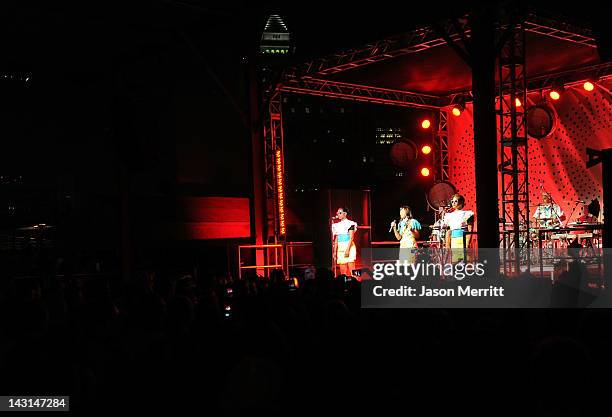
443, 194, 474, 251
331, 207, 358, 276
390, 206, 422, 261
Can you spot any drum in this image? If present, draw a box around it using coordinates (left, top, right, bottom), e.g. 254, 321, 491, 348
430, 226, 440, 239
429, 220, 446, 243
430, 228, 446, 243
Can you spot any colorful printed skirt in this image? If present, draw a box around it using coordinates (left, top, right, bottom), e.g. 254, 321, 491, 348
450, 229, 468, 262
450, 229, 467, 249
336, 234, 357, 264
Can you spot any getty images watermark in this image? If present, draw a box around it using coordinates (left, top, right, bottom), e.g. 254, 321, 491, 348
370, 258, 504, 298
359, 248, 612, 308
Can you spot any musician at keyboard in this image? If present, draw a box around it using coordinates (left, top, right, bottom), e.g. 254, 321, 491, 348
534, 192, 565, 228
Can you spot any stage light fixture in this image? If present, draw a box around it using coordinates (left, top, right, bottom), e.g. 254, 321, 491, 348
583, 81, 595, 91
420, 167, 430, 177
421, 119, 431, 129
549, 81, 564, 100
515, 98, 522, 107
421, 145, 432, 155
451, 96, 466, 116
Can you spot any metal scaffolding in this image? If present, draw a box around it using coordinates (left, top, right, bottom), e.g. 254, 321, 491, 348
282, 26, 462, 78
498, 23, 529, 257
435, 110, 450, 182
263, 90, 286, 242
523, 13, 597, 47
279, 78, 442, 109
281, 16, 595, 80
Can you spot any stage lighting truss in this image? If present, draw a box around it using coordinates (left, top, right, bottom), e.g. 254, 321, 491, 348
282, 14, 596, 80
434, 110, 450, 182
498, 23, 530, 256
263, 90, 286, 240
279, 78, 442, 109
526, 62, 612, 95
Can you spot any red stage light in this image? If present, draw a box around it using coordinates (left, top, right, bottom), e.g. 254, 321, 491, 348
421, 119, 431, 129
451, 107, 462, 116
549, 90, 560, 100
583, 81, 595, 91
275, 149, 286, 235
420, 167, 430, 177
421, 145, 432, 155
515, 98, 522, 107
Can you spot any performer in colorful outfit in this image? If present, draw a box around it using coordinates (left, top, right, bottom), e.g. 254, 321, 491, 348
332, 207, 358, 276
443, 194, 475, 251
390, 205, 422, 262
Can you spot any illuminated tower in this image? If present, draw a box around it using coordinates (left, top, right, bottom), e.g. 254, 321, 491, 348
259, 14, 292, 56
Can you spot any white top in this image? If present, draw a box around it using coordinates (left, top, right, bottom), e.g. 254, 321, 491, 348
331, 218, 358, 236
443, 209, 474, 230
533, 204, 564, 220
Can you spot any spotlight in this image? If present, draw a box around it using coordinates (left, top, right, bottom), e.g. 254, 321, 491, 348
549, 81, 564, 100
515, 98, 522, 108
421, 119, 431, 129
451, 95, 466, 117
549, 90, 561, 100
583, 81, 595, 91
420, 167, 430, 177
421, 145, 432, 155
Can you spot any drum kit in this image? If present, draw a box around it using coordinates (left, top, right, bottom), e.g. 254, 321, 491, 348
425, 221, 445, 247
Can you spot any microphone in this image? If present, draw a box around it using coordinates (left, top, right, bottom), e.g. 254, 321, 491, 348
389, 219, 397, 233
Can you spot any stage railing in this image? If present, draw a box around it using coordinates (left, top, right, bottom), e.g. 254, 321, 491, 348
237, 241, 314, 279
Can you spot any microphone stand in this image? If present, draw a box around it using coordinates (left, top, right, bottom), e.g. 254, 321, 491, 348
564, 201, 581, 228
438, 205, 450, 248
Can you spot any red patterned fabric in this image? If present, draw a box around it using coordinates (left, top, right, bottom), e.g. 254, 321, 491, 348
447, 79, 612, 225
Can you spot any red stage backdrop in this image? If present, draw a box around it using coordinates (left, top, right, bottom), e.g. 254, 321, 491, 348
175, 196, 251, 239
448, 79, 612, 226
